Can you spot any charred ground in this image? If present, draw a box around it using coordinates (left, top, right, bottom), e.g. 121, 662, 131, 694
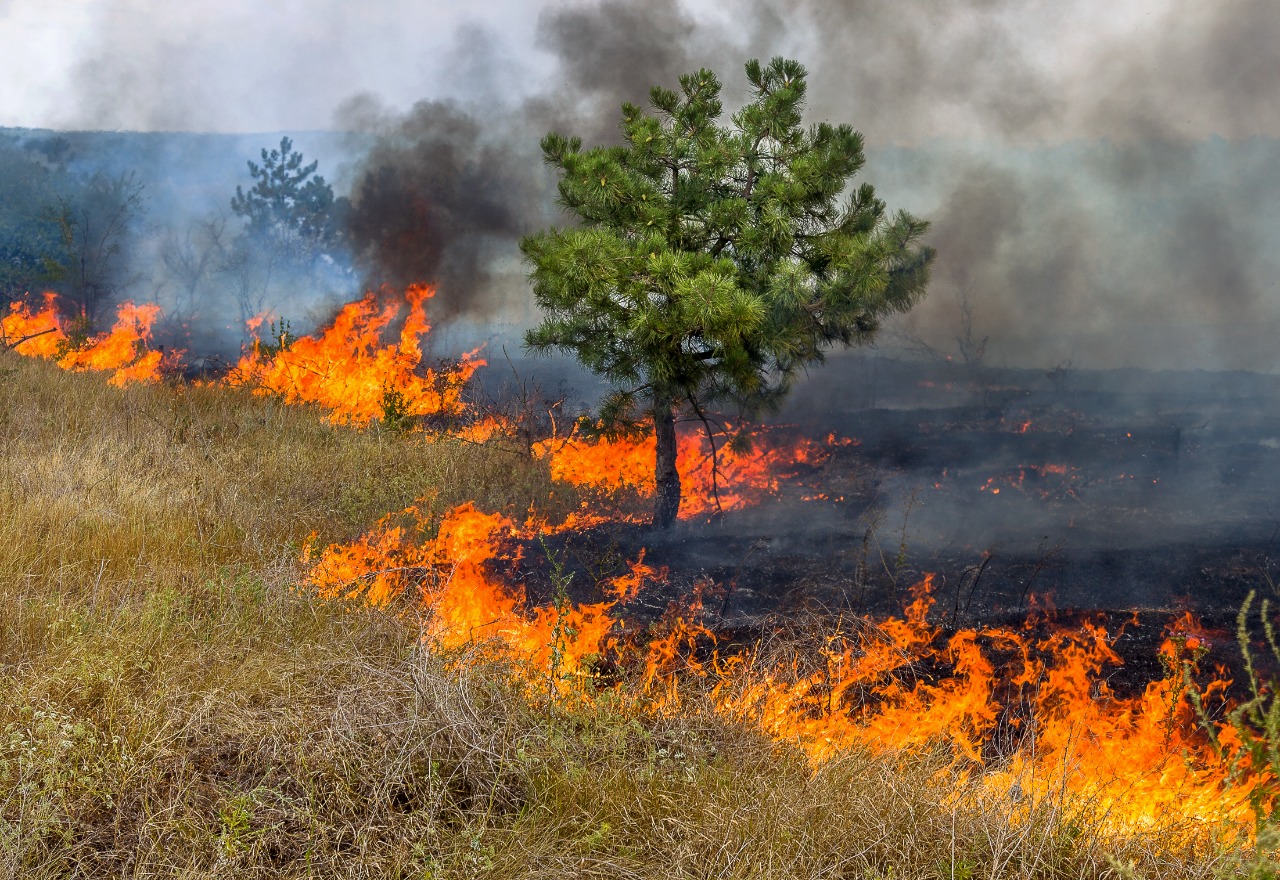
501, 354, 1280, 697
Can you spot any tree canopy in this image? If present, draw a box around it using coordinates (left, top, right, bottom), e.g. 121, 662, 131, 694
522, 57, 935, 527
224, 137, 350, 327
231, 136, 342, 257
0, 139, 63, 301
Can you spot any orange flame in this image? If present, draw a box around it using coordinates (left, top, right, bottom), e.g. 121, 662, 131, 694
1, 293, 64, 357
230, 284, 484, 426
304, 504, 1267, 843
4, 294, 172, 385
58, 302, 168, 386
9, 280, 1266, 846
305, 501, 645, 697
535, 424, 831, 519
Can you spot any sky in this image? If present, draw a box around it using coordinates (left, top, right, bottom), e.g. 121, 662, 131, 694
3, 0, 1280, 371
3, 0, 1275, 144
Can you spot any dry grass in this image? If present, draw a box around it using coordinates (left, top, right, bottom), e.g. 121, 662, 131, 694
0, 352, 1271, 878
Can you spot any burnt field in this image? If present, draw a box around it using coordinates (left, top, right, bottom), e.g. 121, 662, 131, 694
510, 355, 1280, 688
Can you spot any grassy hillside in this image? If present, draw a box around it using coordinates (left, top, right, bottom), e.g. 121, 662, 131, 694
0, 350, 1269, 878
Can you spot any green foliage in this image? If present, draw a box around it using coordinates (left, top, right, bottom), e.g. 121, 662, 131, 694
224, 137, 350, 327
231, 136, 342, 256
523, 57, 933, 525
1189, 591, 1280, 830
0, 140, 146, 327
541, 539, 580, 705
257, 317, 295, 358
378, 383, 414, 433
522, 56, 934, 426
0, 138, 66, 300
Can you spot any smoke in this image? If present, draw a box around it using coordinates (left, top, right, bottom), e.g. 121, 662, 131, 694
881, 137, 1280, 371
328, 0, 1280, 370
337, 0, 738, 320
529, 0, 736, 143
339, 96, 538, 321
9, 0, 1279, 368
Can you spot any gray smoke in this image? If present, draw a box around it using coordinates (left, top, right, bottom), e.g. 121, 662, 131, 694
338, 0, 738, 316
339, 96, 539, 322
334, 0, 1280, 370
19, 0, 1280, 369
753, 0, 1280, 370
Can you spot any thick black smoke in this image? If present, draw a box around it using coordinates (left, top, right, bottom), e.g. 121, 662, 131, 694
340, 97, 537, 321
339, 0, 735, 319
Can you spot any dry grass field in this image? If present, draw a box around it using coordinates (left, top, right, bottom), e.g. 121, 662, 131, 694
0, 351, 1273, 879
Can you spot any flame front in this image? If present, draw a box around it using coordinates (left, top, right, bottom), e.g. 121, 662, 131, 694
305, 513, 1263, 845
10, 280, 1269, 851
307, 502, 631, 698
229, 284, 483, 425
3, 294, 171, 385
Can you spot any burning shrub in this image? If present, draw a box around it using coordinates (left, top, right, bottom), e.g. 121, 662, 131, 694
229, 284, 482, 427
2, 293, 176, 385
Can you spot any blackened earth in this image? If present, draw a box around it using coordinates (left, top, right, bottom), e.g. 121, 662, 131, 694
498, 356, 1280, 696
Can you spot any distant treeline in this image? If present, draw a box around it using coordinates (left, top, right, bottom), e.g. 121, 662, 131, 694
0, 128, 360, 355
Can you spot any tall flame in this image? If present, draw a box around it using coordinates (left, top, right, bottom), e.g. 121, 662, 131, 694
3, 294, 171, 386
229, 284, 483, 426
1, 293, 63, 357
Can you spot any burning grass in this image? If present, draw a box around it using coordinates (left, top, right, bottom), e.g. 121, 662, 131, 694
0, 292, 1277, 877
2, 294, 177, 386
229, 284, 483, 426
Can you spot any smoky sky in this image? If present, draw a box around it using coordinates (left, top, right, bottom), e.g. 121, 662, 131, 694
5, 0, 1277, 143
338, 0, 737, 320
4, 0, 1280, 369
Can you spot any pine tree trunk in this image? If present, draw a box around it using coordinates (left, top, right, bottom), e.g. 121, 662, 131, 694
652, 395, 681, 528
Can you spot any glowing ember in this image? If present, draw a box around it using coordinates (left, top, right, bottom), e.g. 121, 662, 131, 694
230, 284, 484, 426
975, 463, 1082, 499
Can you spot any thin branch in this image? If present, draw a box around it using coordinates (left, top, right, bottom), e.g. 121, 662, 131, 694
684, 390, 724, 516
2, 327, 58, 352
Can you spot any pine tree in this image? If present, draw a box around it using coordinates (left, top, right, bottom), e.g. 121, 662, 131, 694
231, 136, 340, 257
522, 57, 935, 527
226, 137, 348, 326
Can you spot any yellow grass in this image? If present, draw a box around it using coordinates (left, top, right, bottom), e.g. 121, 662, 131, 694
0, 351, 1269, 878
